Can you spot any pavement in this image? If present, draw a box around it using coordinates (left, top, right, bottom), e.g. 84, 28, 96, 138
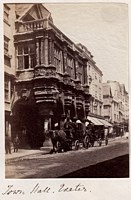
5, 136, 128, 162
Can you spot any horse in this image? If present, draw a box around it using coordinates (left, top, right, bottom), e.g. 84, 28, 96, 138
48, 129, 71, 153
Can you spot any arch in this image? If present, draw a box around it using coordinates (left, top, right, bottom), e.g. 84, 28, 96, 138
11, 98, 44, 148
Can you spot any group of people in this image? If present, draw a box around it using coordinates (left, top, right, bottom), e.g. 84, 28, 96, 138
5, 134, 20, 154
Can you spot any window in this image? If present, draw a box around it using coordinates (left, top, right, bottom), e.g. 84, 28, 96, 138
67, 56, 75, 78
4, 5, 10, 24
54, 45, 63, 73
103, 95, 109, 99
4, 36, 9, 54
77, 63, 84, 84
104, 105, 108, 109
17, 43, 36, 70
95, 90, 97, 98
5, 75, 9, 101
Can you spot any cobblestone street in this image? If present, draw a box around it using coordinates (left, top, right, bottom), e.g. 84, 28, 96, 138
5, 137, 129, 178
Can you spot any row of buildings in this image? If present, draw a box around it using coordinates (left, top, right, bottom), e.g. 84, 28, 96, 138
4, 3, 129, 148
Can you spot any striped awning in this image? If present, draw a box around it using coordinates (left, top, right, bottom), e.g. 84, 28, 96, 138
98, 119, 113, 127
87, 116, 104, 126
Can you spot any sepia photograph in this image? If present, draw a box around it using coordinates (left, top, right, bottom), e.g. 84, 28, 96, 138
4, 2, 129, 179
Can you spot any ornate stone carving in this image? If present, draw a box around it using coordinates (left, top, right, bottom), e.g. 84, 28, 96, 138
35, 65, 56, 77
76, 95, 83, 109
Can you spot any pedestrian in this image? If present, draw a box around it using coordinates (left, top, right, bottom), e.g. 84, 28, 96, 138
13, 135, 20, 152
5, 134, 12, 154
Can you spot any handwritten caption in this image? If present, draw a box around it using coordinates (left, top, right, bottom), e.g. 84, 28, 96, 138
2, 183, 90, 196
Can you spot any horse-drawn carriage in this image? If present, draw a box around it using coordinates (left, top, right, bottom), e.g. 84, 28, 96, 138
85, 123, 109, 147
47, 119, 89, 153
47, 118, 109, 153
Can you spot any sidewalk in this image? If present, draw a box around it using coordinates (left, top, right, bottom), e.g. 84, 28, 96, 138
5, 149, 42, 162
5, 136, 126, 162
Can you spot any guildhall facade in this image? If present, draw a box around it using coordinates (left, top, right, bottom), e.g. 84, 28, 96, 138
7, 4, 95, 147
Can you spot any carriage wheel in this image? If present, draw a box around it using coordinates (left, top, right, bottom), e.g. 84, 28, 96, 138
83, 136, 89, 149
56, 141, 62, 152
75, 140, 79, 150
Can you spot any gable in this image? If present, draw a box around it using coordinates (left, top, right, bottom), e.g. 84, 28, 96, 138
16, 3, 53, 22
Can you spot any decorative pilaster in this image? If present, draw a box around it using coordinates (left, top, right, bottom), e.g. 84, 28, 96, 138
48, 37, 52, 64
36, 38, 40, 65
41, 38, 44, 64
63, 46, 67, 72
74, 55, 79, 79
83, 64, 87, 84
44, 33, 49, 65
51, 39, 54, 65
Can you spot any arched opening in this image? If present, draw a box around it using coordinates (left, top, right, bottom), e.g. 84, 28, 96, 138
11, 99, 45, 149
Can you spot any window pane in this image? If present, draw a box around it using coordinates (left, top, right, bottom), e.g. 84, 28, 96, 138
4, 36, 9, 53
18, 56, 23, 69
5, 90, 9, 101
4, 78, 9, 89
24, 56, 29, 69
29, 44, 35, 53
24, 46, 28, 54
4, 76, 9, 101
18, 46, 22, 55
30, 55, 35, 68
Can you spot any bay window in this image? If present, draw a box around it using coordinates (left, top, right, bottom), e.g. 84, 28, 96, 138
17, 43, 36, 70
54, 45, 63, 73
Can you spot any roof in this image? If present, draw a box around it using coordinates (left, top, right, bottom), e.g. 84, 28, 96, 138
15, 3, 52, 22
15, 4, 33, 17
102, 83, 112, 96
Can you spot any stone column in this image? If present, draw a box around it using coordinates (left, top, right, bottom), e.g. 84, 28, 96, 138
51, 39, 54, 65
44, 119, 49, 131
44, 33, 49, 65
63, 46, 67, 72
36, 38, 40, 65
74, 56, 78, 79
48, 37, 52, 64
41, 38, 44, 64
83, 64, 87, 84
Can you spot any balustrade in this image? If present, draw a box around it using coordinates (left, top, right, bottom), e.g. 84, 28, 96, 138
17, 19, 48, 33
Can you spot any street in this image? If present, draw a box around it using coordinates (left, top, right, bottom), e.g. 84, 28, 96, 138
5, 137, 129, 178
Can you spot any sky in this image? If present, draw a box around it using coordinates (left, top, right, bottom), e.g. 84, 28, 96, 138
44, 3, 128, 91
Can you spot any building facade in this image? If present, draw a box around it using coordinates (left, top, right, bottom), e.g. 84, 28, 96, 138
102, 81, 129, 132
102, 83, 113, 122
88, 64, 103, 117
5, 3, 95, 148
4, 4, 16, 137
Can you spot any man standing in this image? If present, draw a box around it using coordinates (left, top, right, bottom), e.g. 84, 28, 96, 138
13, 135, 20, 152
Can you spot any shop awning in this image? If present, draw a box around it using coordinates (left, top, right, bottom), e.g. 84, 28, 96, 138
98, 119, 113, 127
87, 116, 104, 126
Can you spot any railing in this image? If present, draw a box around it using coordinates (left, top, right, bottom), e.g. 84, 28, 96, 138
16, 19, 48, 33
